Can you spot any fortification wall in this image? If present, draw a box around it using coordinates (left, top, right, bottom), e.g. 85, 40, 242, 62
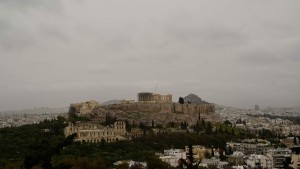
161, 103, 173, 112
102, 102, 214, 114
137, 103, 162, 112
175, 104, 183, 113
119, 103, 139, 112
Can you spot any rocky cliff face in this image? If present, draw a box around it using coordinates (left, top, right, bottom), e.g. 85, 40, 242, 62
88, 102, 218, 126
101, 102, 214, 114
69, 100, 100, 115
90, 107, 219, 127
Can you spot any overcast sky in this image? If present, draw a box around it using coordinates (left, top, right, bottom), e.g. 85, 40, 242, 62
1, 0, 300, 111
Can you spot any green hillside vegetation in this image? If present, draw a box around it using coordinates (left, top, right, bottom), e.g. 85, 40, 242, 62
0, 116, 254, 169
0, 117, 74, 169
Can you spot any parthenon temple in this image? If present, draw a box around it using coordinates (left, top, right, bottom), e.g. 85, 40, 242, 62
138, 92, 172, 103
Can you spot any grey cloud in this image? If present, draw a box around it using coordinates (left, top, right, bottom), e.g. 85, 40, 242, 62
158, 9, 248, 47
0, 0, 67, 52
284, 42, 300, 63
1, 1, 300, 111
201, 26, 248, 46
0, 0, 63, 13
38, 24, 69, 43
103, 35, 134, 54
189, 23, 248, 44
164, 22, 248, 49
0, 19, 11, 31
263, 21, 295, 33
238, 48, 283, 65
0, 29, 35, 52
87, 65, 112, 75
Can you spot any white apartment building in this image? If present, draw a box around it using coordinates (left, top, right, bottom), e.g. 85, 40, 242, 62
266, 148, 292, 169
246, 154, 273, 169
159, 149, 187, 167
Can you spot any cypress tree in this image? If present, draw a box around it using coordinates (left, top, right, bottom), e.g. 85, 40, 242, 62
187, 144, 194, 163
178, 97, 184, 104
202, 118, 205, 129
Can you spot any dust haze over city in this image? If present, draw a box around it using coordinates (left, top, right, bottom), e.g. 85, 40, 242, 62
1, 0, 300, 112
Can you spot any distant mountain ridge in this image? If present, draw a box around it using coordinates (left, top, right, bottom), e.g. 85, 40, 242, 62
101, 100, 122, 105
0, 107, 68, 114
102, 94, 211, 105
183, 93, 209, 104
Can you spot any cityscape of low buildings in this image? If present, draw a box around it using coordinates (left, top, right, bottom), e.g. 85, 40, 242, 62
158, 144, 296, 169
226, 139, 272, 155
216, 105, 300, 137
199, 157, 229, 169
0, 112, 66, 128
113, 160, 147, 168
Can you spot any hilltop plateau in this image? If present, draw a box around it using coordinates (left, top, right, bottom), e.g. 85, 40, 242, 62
69, 93, 218, 126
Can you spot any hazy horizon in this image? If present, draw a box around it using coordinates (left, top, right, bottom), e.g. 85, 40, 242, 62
1, 93, 299, 113
1, 1, 300, 112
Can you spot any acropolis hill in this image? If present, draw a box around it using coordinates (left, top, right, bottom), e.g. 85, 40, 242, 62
68, 93, 218, 126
